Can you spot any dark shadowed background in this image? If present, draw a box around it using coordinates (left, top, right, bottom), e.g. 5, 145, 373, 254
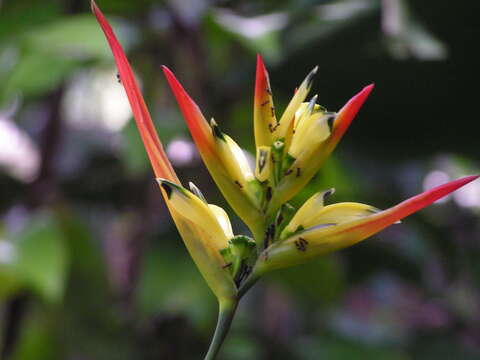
0, 0, 479, 359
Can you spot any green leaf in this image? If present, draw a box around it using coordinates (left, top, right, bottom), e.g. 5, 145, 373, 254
24, 15, 113, 61
13, 212, 68, 303
10, 306, 62, 360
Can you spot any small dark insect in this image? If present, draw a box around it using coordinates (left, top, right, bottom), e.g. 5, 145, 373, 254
222, 262, 232, 269
296, 167, 301, 177
234, 180, 243, 188
261, 100, 269, 107
116, 73, 121, 83
270, 106, 275, 117
266, 87, 272, 95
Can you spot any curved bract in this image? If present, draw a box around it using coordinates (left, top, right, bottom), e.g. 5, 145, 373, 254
92, 1, 236, 302
162, 67, 263, 233
256, 175, 479, 273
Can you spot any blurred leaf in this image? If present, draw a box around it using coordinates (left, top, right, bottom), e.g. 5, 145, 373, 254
285, 0, 380, 54
209, 9, 287, 63
0, 263, 21, 299
268, 255, 345, 305
120, 119, 151, 176
12, 212, 68, 303
137, 239, 216, 329
0, 1, 61, 41
412, 339, 479, 360
3, 50, 76, 99
296, 336, 408, 360
10, 306, 62, 360
381, 0, 447, 60
24, 15, 112, 61
2, 15, 116, 100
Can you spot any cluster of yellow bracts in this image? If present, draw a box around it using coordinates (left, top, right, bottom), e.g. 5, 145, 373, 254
93, 1, 478, 303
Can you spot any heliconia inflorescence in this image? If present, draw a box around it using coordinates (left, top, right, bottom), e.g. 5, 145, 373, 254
92, 2, 479, 359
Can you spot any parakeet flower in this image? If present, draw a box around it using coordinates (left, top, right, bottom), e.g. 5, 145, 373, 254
92, 1, 478, 357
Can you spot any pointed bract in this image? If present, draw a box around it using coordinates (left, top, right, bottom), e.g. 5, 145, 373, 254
267, 85, 374, 214
258, 175, 479, 272
254, 54, 276, 148
91, 1, 178, 183
158, 180, 237, 299
274, 66, 318, 140
162, 66, 263, 232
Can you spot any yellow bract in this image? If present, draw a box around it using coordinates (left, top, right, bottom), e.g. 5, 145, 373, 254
158, 180, 237, 299
280, 189, 334, 239
274, 66, 318, 141
256, 202, 382, 272
287, 101, 332, 160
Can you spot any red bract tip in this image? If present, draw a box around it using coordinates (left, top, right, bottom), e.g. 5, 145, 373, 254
332, 84, 374, 144
92, 1, 178, 184
387, 174, 479, 221
254, 54, 269, 106
162, 66, 214, 155
341, 175, 480, 238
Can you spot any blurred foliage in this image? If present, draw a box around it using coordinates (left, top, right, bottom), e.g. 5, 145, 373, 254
0, 0, 479, 359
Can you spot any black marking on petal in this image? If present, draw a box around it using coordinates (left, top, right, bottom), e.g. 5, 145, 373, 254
160, 182, 173, 199
326, 113, 336, 132
323, 188, 335, 201
258, 149, 267, 172
266, 186, 272, 201
276, 213, 284, 226
261, 100, 269, 107
270, 106, 275, 117
266, 87, 272, 95
212, 125, 225, 141
210, 118, 226, 141
284, 169, 293, 176
222, 262, 232, 269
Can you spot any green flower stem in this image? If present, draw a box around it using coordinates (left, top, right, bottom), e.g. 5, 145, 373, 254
204, 299, 238, 360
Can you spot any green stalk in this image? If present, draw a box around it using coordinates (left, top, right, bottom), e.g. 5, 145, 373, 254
204, 299, 238, 360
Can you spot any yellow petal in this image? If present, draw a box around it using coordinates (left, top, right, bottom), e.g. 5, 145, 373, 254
303, 202, 379, 229
274, 66, 318, 140
158, 180, 229, 251
208, 204, 234, 239
288, 108, 333, 159
280, 189, 334, 238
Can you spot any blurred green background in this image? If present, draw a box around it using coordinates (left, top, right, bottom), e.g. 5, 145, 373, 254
1, 0, 479, 359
